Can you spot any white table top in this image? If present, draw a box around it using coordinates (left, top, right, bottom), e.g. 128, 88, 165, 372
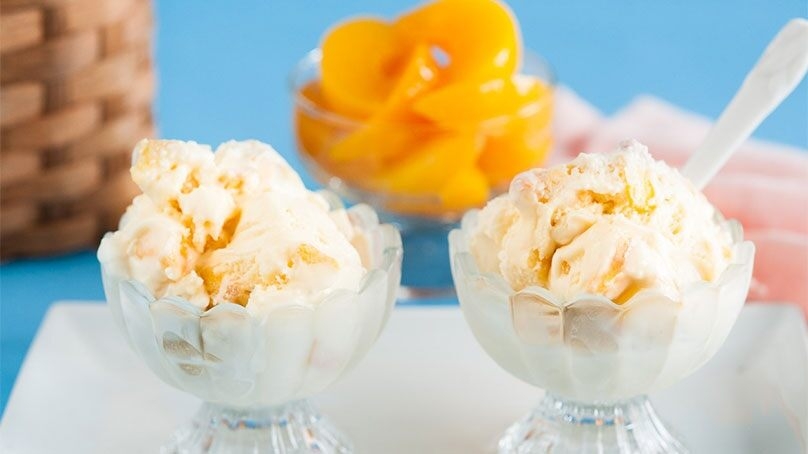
0, 302, 805, 453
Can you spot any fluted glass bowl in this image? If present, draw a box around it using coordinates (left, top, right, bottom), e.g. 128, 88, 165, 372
449, 210, 755, 453
99, 195, 402, 454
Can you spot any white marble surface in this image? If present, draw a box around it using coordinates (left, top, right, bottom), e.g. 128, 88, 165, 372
0, 302, 805, 453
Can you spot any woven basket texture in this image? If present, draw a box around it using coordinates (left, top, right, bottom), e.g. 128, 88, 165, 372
0, 0, 156, 258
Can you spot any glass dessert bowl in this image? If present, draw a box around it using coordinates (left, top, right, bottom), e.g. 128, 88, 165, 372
448, 143, 755, 453
98, 139, 403, 454
101, 197, 401, 453
291, 49, 555, 297
290, 0, 556, 297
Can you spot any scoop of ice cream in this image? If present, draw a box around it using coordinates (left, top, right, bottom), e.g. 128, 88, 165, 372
98, 139, 365, 313
469, 139, 733, 303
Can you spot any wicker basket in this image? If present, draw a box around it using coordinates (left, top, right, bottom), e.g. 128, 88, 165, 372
0, 0, 156, 259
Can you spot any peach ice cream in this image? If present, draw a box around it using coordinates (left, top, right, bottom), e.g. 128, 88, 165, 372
97, 139, 365, 315
469, 139, 734, 303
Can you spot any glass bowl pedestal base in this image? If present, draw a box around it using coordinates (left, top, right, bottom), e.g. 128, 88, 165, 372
499, 393, 687, 454
393, 217, 457, 300
161, 400, 352, 454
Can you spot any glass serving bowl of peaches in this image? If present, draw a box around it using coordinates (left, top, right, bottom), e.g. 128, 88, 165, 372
291, 0, 555, 297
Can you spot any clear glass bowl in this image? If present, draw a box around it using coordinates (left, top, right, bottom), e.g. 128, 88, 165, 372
290, 49, 555, 298
449, 210, 755, 453
99, 196, 403, 453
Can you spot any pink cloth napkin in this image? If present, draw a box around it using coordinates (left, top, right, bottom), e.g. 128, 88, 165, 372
551, 87, 808, 314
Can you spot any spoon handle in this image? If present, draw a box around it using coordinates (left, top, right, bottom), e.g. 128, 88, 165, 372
682, 18, 808, 189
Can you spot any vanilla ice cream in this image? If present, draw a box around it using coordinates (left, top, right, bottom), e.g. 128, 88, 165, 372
469, 139, 733, 303
98, 139, 365, 315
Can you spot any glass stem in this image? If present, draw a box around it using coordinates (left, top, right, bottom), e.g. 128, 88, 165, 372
162, 399, 353, 454
499, 393, 688, 454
